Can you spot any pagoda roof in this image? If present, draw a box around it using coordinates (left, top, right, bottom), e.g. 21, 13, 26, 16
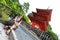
36, 8, 52, 15
32, 12, 51, 21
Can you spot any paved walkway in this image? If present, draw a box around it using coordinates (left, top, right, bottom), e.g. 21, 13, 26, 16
0, 23, 9, 40
14, 25, 39, 40
0, 23, 40, 40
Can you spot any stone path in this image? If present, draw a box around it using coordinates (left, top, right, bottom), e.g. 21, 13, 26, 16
0, 23, 9, 40
0, 23, 40, 40
14, 25, 40, 40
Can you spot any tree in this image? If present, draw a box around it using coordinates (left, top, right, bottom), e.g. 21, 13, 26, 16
0, 0, 30, 23
22, 2, 30, 13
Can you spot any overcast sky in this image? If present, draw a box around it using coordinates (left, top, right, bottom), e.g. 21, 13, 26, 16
19, 0, 60, 39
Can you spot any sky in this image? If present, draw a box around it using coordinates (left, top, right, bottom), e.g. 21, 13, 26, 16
19, 0, 60, 39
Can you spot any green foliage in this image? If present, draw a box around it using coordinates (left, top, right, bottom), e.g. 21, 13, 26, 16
0, 3, 10, 21
47, 24, 58, 40
0, 0, 30, 23
47, 31, 58, 40
0, 0, 7, 5
6, 0, 30, 23
0, 2, 18, 21
22, 2, 30, 13
47, 24, 52, 32
5, 0, 24, 15
1, 12, 9, 21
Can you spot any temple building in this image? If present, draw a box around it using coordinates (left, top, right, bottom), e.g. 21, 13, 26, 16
28, 8, 52, 31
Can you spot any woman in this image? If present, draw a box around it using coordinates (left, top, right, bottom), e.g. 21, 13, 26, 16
4, 15, 23, 35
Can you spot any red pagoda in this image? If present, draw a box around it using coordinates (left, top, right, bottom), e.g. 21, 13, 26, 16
28, 8, 52, 31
